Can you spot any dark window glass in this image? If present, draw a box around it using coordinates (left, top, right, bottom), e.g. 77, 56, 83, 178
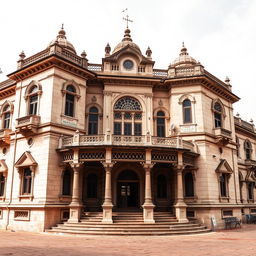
114, 122, 122, 135
157, 175, 167, 198
220, 174, 227, 197
134, 123, 142, 136
183, 99, 192, 123
244, 141, 252, 160
214, 112, 222, 128
66, 85, 76, 93
65, 93, 74, 117
0, 174, 5, 196
214, 102, 222, 128
124, 123, 132, 135
87, 174, 97, 198
88, 107, 98, 135
248, 182, 254, 200
29, 95, 38, 115
62, 169, 72, 196
22, 168, 32, 194
157, 111, 165, 137
3, 112, 10, 129
185, 172, 194, 197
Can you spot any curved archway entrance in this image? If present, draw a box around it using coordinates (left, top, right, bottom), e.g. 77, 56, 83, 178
117, 170, 139, 209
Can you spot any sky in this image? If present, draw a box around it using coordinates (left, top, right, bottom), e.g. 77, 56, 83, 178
0, 0, 255, 123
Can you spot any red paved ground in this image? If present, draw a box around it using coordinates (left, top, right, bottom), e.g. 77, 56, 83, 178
0, 225, 255, 256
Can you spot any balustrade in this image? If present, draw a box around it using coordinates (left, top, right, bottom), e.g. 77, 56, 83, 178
60, 134, 195, 152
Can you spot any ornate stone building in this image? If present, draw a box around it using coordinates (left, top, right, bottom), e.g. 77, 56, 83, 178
0, 25, 255, 234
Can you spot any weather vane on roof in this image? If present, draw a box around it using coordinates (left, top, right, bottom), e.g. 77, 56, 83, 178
122, 8, 133, 28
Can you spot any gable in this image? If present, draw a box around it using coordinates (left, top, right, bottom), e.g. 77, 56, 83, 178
14, 151, 37, 168
215, 159, 233, 174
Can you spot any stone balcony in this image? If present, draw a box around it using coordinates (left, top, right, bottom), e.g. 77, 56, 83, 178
58, 132, 196, 153
213, 127, 232, 146
16, 115, 41, 135
0, 129, 12, 146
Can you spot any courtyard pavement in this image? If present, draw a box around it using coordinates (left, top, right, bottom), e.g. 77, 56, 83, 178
0, 225, 255, 256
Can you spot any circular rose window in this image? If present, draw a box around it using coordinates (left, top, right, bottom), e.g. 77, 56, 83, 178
123, 60, 134, 70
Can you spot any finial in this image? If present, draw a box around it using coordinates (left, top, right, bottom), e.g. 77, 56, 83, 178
122, 8, 133, 28
19, 50, 26, 60
81, 50, 87, 58
146, 46, 152, 58
250, 119, 254, 124
236, 112, 240, 118
122, 27, 132, 42
105, 43, 111, 55
180, 42, 188, 56
58, 24, 66, 39
225, 76, 230, 84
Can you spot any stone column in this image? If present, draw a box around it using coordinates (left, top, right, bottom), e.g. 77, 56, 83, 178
174, 164, 188, 223
68, 163, 82, 223
102, 163, 113, 223
142, 164, 155, 223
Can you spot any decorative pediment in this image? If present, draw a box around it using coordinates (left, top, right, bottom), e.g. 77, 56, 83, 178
14, 151, 37, 168
215, 159, 233, 174
0, 159, 8, 173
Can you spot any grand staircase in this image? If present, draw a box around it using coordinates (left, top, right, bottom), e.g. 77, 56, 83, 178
47, 211, 211, 236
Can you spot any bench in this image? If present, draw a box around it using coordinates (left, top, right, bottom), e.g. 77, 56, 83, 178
245, 214, 256, 224
224, 217, 241, 229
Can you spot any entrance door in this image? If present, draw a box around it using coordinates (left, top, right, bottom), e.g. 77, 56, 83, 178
117, 170, 139, 209
117, 182, 139, 208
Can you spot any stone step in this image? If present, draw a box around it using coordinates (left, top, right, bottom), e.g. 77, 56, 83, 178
61, 223, 202, 229
47, 228, 211, 236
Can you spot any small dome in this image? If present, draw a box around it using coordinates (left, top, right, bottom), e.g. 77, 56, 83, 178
171, 43, 197, 67
112, 28, 141, 54
48, 25, 76, 54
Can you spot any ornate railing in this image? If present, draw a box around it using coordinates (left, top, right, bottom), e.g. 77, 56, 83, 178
16, 115, 40, 127
113, 135, 145, 145
153, 69, 168, 77
88, 64, 102, 72
22, 48, 50, 67
60, 134, 195, 152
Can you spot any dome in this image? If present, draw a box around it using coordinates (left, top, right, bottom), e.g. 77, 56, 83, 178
171, 43, 197, 67
48, 26, 76, 54
112, 28, 141, 54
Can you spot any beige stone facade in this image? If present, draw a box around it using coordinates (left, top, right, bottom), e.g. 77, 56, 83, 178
0, 26, 255, 232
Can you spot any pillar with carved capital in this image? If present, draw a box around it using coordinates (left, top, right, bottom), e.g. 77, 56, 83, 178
142, 164, 155, 223
174, 164, 188, 223
68, 163, 82, 223
102, 163, 113, 223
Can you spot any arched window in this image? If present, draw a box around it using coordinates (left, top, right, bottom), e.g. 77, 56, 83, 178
0, 174, 5, 197
213, 102, 222, 128
182, 99, 192, 124
65, 85, 76, 117
113, 97, 142, 136
22, 168, 32, 194
248, 182, 254, 200
88, 107, 98, 135
244, 140, 252, 160
62, 169, 72, 196
156, 111, 165, 137
220, 173, 228, 197
87, 173, 97, 198
28, 86, 38, 115
3, 105, 11, 129
184, 172, 194, 197
157, 174, 167, 198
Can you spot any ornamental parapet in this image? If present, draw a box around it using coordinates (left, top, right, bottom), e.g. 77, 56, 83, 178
58, 133, 196, 152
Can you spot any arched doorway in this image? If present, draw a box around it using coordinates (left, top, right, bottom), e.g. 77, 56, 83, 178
117, 170, 139, 209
